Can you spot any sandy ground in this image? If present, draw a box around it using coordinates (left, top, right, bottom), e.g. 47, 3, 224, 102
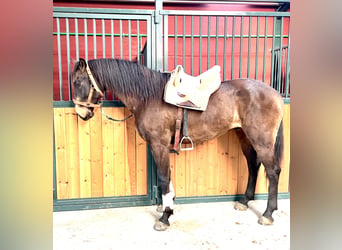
53, 199, 290, 250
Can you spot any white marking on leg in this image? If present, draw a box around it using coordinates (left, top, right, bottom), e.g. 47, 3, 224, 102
162, 181, 175, 211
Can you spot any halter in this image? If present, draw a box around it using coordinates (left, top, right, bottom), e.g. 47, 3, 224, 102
72, 64, 104, 108
73, 63, 133, 122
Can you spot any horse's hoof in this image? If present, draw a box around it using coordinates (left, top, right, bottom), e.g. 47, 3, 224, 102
258, 216, 274, 225
153, 221, 170, 231
234, 202, 248, 211
156, 205, 163, 213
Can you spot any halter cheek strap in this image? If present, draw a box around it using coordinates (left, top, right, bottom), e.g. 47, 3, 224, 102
86, 64, 104, 97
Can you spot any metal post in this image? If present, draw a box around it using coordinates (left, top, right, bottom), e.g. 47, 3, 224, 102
154, 0, 163, 71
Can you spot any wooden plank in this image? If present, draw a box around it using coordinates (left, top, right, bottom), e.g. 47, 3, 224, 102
112, 108, 129, 196
54, 108, 68, 199
78, 114, 92, 198
236, 131, 248, 194
196, 141, 208, 195
89, 109, 103, 197
64, 108, 80, 198
102, 108, 115, 197
227, 130, 239, 195
173, 148, 186, 197
125, 108, 137, 195
206, 138, 218, 195
136, 132, 147, 195
279, 104, 290, 192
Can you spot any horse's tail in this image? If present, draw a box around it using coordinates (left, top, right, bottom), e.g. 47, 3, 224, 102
274, 119, 284, 167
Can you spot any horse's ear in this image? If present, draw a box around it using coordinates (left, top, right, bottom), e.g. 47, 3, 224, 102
71, 58, 77, 65
78, 58, 87, 72
176, 65, 183, 73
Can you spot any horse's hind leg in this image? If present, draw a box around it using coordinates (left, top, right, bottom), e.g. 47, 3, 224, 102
149, 142, 175, 231
234, 128, 261, 211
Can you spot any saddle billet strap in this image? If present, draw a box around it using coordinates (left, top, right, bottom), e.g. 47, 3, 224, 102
171, 107, 183, 154
180, 109, 194, 151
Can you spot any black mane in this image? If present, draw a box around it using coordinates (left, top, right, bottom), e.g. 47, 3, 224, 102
87, 58, 170, 103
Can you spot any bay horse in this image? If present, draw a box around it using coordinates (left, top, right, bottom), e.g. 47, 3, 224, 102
71, 58, 284, 231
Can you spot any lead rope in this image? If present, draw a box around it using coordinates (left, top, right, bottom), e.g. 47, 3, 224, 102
99, 101, 134, 122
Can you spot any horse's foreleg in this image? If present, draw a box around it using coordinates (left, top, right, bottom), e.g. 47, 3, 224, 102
150, 143, 175, 231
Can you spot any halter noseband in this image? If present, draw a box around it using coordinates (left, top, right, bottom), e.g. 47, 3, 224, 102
73, 64, 104, 108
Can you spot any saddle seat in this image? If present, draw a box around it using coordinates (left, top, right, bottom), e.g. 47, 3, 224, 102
164, 65, 221, 111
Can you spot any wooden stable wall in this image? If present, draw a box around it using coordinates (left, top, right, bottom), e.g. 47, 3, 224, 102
54, 104, 289, 200
54, 107, 147, 199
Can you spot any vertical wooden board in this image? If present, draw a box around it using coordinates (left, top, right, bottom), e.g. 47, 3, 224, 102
78, 115, 92, 198
173, 149, 186, 197
125, 108, 137, 195
207, 138, 218, 195
236, 131, 248, 194
169, 153, 176, 191
64, 108, 80, 198
227, 130, 239, 195
136, 132, 147, 195
113, 108, 128, 196
54, 108, 68, 199
216, 132, 230, 195
89, 110, 103, 197
196, 142, 208, 195
279, 104, 290, 192
102, 108, 115, 197
186, 148, 198, 196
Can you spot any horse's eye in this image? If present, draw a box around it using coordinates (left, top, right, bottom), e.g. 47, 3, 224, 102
179, 78, 182, 83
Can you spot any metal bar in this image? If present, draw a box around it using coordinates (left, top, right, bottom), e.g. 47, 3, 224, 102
102, 19, 106, 58
223, 16, 227, 80
75, 18, 79, 60
54, 12, 155, 20
255, 16, 260, 79
146, 17, 151, 68
285, 21, 290, 98
182, 16, 185, 69
191, 15, 194, 75
174, 15, 177, 68
137, 20, 140, 63
93, 19, 97, 58
277, 17, 284, 93
270, 17, 276, 87
231, 16, 235, 79
262, 16, 268, 82
199, 16, 202, 74
164, 14, 168, 71
247, 16, 251, 78
111, 19, 114, 58
239, 16, 243, 78
207, 16, 211, 70
84, 19, 88, 61
53, 31, 284, 39
56, 18, 63, 101
120, 20, 123, 59
128, 20, 132, 61
160, 10, 290, 17
54, 7, 155, 15
215, 16, 219, 65
66, 18, 71, 100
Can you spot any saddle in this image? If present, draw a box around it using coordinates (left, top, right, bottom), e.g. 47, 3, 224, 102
165, 65, 221, 153
164, 65, 221, 111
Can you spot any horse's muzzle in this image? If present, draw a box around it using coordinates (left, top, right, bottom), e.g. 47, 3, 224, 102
75, 104, 94, 121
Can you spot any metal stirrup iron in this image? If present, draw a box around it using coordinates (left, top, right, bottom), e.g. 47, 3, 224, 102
180, 109, 194, 151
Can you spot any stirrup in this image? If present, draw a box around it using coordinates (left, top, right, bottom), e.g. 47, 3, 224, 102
180, 136, 194, 151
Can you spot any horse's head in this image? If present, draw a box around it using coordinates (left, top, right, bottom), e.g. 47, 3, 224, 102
71, 58, 103, 121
